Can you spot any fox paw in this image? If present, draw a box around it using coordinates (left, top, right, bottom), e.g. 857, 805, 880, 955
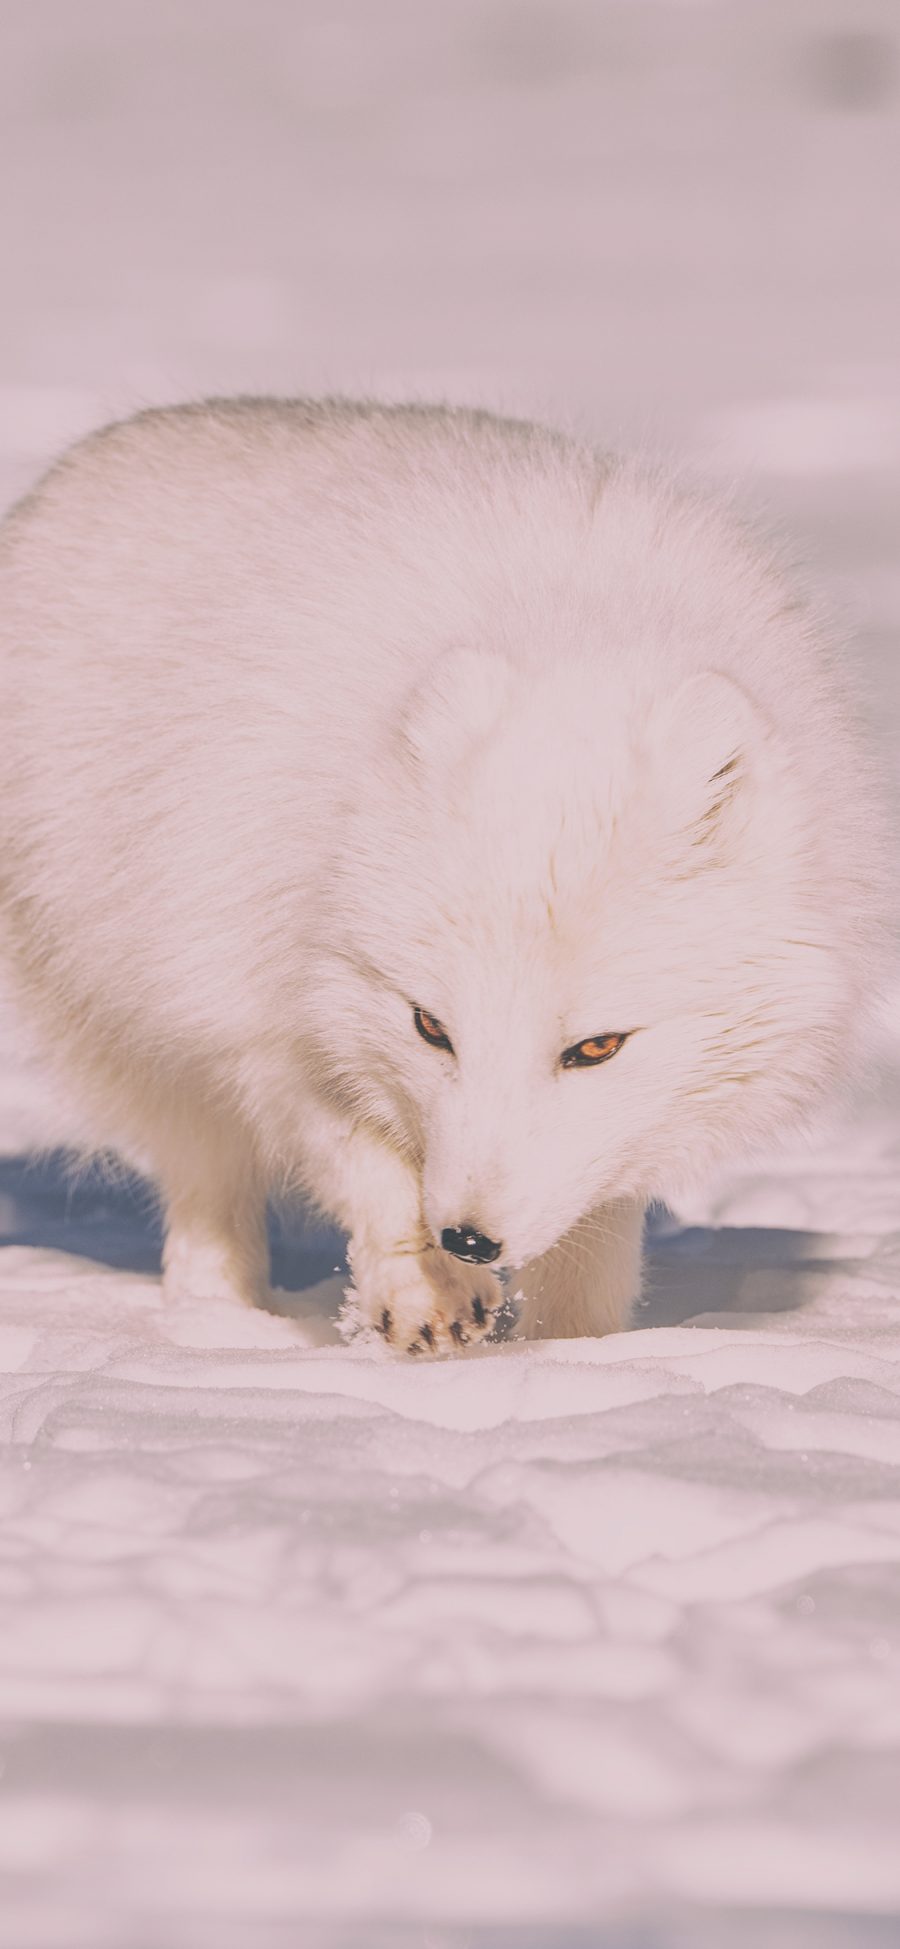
349, 1243, 503, 1355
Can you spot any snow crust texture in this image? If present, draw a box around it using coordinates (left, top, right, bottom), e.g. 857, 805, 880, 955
2, 1169, 900, 1946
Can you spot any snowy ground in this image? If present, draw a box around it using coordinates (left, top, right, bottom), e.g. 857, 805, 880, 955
2, 4, 900, 1945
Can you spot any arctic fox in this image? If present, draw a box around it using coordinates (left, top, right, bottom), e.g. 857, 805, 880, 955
0, 398, 885, 1349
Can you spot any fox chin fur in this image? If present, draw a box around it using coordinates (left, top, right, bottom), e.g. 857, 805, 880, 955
0, 397, 888, 1351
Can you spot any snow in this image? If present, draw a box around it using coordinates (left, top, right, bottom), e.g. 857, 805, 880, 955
4, 1118, 900, 1948
2, 3, 900, 1945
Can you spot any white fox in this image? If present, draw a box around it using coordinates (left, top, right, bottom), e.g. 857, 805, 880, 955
0, 399, 886, 1349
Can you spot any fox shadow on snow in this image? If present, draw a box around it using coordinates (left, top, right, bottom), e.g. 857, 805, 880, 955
0, 1146, 840, 1334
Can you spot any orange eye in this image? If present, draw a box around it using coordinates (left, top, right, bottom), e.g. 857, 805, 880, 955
560, 1033, 627, 1070
414, 1005, 454, 1054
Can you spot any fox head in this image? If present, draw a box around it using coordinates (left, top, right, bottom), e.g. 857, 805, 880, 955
312, 641, 859, 1270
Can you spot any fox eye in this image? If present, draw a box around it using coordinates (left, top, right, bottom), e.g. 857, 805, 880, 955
560, 1033, 627, 1070
413, 1005, 454, 1054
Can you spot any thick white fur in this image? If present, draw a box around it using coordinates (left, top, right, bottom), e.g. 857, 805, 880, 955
0, 398, 887, 1351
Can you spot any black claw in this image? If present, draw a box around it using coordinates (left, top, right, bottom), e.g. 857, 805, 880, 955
380, 1307, 393, 1340
450, 1320, 468, 1347
420, 1322, 435, 1349
407, 1339, 423, 1355
471, 1296, 487, 1327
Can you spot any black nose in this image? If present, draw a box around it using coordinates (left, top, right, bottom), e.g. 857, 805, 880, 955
440, 1224, 503, 1265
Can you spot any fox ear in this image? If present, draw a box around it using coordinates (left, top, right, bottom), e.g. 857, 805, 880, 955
401, 647, 516, 773
651, 670, 772, 856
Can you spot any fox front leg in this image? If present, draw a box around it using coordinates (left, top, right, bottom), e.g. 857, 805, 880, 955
300, 1103, 503, 1353
513, 1197, 644, 1340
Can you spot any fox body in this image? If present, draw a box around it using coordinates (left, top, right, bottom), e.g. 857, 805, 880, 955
0, 398, 884, 1348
